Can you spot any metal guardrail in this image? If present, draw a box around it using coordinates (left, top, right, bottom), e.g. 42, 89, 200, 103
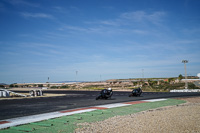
0, 90, 10, 97
170, 89, 200, 92
29, 90, 43, 97
0, 89, 27, 97
0, 89, 43, 98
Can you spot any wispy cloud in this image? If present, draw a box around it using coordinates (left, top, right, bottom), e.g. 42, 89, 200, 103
182, 28, 200, 34
61, 25, 114, 35
20, 12, 54, 19
29, 49, 64, 57
0, 42, 63, 58
102, 6, 115, 10
53, 6, 67, 13
62, 10, 166, 36
19, 42, 58, 48
99, 20, 120, 26
6, 0, 40, 7
85, 10, 166, 27
60, 23, 149, 35
173, 39, 199, 45
63, 26, 88, 32
120, 11, 166, 25
69, 6, 80, 11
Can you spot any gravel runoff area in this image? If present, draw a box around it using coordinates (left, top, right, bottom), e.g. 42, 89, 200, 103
76, 97, 200, 133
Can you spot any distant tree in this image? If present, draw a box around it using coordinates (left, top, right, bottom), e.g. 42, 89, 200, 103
168, 78, 174, 83
14, 85, 18, 88
132, 82, 137, 86
51, 86, 58, 89
188, 83, 196, 89
178, 74, 183, 80
0, 85, 4, 88
61, 85, 69, 89
152, 81, 158, 85
9, 84, 14, 87
38, 84, 43, 87
148, 80, 153, 86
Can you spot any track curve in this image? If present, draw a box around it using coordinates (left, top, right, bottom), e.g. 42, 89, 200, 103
0, 90, 199, 120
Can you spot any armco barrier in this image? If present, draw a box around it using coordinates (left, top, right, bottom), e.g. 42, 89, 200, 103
170, 89, 200, 92
29, 90, 43, 97
0, 89, 26, 97
0, 90, 10, 97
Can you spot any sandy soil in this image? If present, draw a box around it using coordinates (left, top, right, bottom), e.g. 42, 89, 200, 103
75, 97, 200, 133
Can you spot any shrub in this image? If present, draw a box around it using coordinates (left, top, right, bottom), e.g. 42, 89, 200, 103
188, 83, 199, 89
60, 85, 69, 89
38, 84, 43, 87
14, 85, 18, 87
50, 86, 58, 89
9, 84, 14, 87
0, 85, 5, 88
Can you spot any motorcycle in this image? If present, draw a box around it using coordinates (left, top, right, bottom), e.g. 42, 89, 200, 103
129, 88, 142, 97
96, 89, 113, 100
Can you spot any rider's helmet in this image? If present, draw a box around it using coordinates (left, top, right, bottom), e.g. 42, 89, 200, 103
108, 88, 112, 91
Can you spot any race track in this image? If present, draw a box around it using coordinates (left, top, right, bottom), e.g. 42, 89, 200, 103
0, 90, 199, 120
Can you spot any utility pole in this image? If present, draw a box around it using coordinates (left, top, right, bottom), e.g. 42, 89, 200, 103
182, 60, 188, 89
141, 69, 144, 87
142, 69, 144, 79
75, 71, 78, 87
76, 71, 78, 82
47, 77, 50, 88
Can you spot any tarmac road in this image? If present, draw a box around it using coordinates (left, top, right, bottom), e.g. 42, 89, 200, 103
0, 90, 199, 120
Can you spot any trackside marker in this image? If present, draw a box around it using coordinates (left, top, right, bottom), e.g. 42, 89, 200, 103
90, 107, 108, 110
95, 103, 130, 108
124, 101, 148, 105
0, 121, 10, 124
143, 99, 167, 102
60, 107, 96, 113
60, 107, 108, 113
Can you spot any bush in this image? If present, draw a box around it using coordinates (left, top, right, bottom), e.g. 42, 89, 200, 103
146, 83, 186, 92
188, 83, 199, 89
9, 84, 14, 87
60, 85, 69, 89
0, 85, 5, 88
38, 84, 43, 87
50, 86, 59, 89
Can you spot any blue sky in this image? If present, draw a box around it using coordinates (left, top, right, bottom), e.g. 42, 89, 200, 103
0, 0, 200, 84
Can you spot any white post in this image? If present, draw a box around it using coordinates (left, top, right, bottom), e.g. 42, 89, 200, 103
182, 60, 188, 89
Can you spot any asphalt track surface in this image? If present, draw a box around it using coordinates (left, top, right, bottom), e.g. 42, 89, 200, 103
0, 90, 199, 120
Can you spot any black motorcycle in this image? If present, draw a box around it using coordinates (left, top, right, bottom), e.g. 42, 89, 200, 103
96, 89, 113, 100
129, 88, 142, 97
